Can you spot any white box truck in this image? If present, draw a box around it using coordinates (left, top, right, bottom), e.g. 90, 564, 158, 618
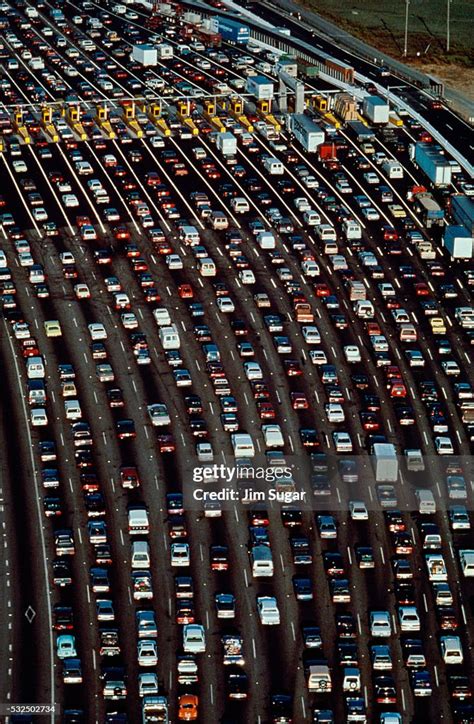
216, 132, 237, 157
131, 44, 158, 66
372, 443, 398, 482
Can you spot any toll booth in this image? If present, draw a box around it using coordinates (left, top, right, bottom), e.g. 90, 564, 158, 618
13, 108, 31, 143
148, 102, 171, 136
122, 101, 143, 138
95, 104, 115, 139
41, 106, 59, 142
176, 100, 198, 135
203, 99, 224, 132
67, 105, 87, 140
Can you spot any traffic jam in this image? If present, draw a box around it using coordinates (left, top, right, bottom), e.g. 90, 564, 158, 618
0, 0, 473, 722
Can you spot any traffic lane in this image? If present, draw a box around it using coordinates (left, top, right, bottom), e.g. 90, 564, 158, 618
15, 252, 108, 720
44, 242, 172, 718
0, 332, 51, 707
75, 248, 226, 722
108, 249, 271, 721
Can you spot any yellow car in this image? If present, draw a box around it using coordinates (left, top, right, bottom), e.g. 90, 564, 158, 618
44, 319, 62, 337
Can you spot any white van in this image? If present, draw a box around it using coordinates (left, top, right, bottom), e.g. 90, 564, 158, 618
263, 157, 284, 175
250, 544, 274, 577
159, 325, 180, 350
197, 258, 216, 277
26, 356, 46, 379
256, 232, 276, 250
342, 220, 362, 240
303, 210, 320, 226
230, 197, 250, 214
231, 433, 255, 459
353, 300, 375, 319
128, 506, 150, 535
179, 225, 200, 246
210, 211, 229, 230
415, 489, 436, 514
153, 307, 171, 326
131, 541, 150, 569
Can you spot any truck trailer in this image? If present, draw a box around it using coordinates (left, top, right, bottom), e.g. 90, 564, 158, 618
216, 131, 237, 156
348, 120, 375, 142
451, 194, 474, 235
372, 443, 398, 482
362, 95, 390, 124
414, 143, 452, 186
132, 44, 158, 66
412, 192, 444, 228
443, 225, 473, 259
211, 17, 249, 44
290, 113, 325, 152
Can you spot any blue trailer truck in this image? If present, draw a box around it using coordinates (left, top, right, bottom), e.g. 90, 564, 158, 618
212, 17, 250, 44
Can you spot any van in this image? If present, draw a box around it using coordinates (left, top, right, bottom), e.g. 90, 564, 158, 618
131, 541, 150, 569
26, 356, 45, 379
353, 300, 375, 319
231, 433, 255, 459
230, 197, 250, 214
28, 379, 46, 405
415, 489, 436, 515
250, 544, 274, 577
179, 225, 200, 246
64, 400, 82, 420
210, 211, 229, 230
342, 220, 362, 240
152, 308, 171, 327
316, 224, 337, 241
303, 210, 320, 226
159, 325, 180, 350
263, 157, 284, 175
197, 258, 216, 277
256, 232, 276, 250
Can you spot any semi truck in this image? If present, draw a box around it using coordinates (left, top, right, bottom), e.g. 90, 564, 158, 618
443, 226, 473, 259
348, 120, 375, 142
210, 17, 249, 44
362, 95, 389, 124
412, 192, 444, 227
372, 443, 398, 482
451, 194, 474, 235
413, 143, 452, 186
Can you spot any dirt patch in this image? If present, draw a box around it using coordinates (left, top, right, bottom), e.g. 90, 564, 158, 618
415, 63, 474, 103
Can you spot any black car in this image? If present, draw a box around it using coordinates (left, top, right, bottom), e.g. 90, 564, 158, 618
271, 694, 293, 723
226, 668, 249, 699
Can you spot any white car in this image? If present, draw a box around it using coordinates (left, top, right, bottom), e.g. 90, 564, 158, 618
31, 408, 48, 427
435, 436, 454, 455
325, 403, 345, 423
183, 624, 206, 653
137, 640, 158, 667
257, 596, 280, 625
349, 500, 369, 520
216, 296, 235, 313
364, 172, 380, 184
309, 349, 328, 365
243, 361, 263, 381
171, 543, 190, 567
32, 207, 48, 221
62, 194, 79, 208
147, 403, 171, 426
239, 269, 256, 285
88, 323, 107, 340
440, 635, 463, 665
333, 431, 353, 453
362, 207, 381, 221
13, 322, 30, 339
344, 346, 362, 363
398, 606, 420, 631
138, 672, 159, 697
166, 254, 183, 270
74, 284, 90, 299
59, 251, 75, 265
370, 611, 392, 637
13, 160, 28, 173
64, 400, 82, 420
121, 313, 138, 329
18, 251, 34, 266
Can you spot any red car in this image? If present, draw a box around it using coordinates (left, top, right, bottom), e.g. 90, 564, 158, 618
178, 284, 193, 299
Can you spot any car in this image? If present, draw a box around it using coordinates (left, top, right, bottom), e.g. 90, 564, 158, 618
137, 639, 158, 667
293, 575, 314, 601
147, 403, 171, 426
88, 322, 107, 340
257, 596, 280, 624
96, 599, 115, 621
183, 624, 206, 653
370, 611, 391, 637
349, 501, 368, 520
178, 694, 198, 720
56, 634, 77, 659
